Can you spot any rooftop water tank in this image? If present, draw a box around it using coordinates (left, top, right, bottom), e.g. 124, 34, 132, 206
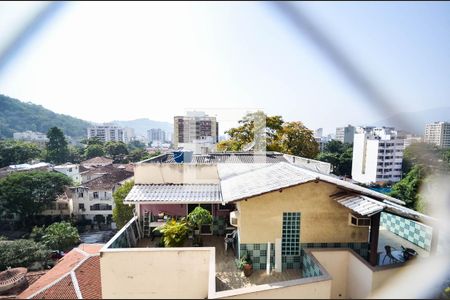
173, 150, 193, 163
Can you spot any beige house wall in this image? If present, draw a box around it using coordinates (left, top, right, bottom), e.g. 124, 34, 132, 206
311, 249, 412, 299
311, 251, 349, 299
237, 182, 369, 244
134, 164, 219, 184
100, 247, 214, 299
346, 251, 373, 298
213, 279, 332, 299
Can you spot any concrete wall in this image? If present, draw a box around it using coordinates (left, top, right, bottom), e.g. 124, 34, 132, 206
134, 164, 219, 184
311, 249, 413, 299
237, 181, 369, 244
311, 251, 349, 299
100, 247, 214, 299
213, 278, 331, 299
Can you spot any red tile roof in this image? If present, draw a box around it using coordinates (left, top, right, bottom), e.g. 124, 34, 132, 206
18, 244, 103, 299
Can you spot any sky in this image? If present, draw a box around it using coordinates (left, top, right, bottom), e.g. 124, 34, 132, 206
0, 1, 449, 135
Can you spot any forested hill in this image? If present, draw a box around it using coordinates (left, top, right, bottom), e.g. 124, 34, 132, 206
0, 94, 92, 139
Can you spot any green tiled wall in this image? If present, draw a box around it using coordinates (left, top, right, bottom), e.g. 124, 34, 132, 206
300, 242, 369, 260
380, 212, 432, 251
239, 243, 275, 270
301, 249, 322, 278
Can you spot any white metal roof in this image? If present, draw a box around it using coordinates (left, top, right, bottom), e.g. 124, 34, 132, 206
331, 194, 386, 216
124, 184, 222, 204
218, 163, 316, 202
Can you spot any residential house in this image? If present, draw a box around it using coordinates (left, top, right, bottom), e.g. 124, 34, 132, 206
54, 163, 82, 185
98, 151, 438, 299
80, 157, 113, 169
19, 244, 103, 299
71, 166, 133, 224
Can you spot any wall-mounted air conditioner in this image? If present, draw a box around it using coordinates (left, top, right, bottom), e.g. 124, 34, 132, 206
230, 210, 239, 227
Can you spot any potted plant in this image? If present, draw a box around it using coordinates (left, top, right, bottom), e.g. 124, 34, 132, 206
187, 206, 212, 247
155, 218, 189, 247
236, 252, 253, 277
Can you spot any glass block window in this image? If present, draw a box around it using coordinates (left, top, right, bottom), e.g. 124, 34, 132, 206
282, 212, 301, 256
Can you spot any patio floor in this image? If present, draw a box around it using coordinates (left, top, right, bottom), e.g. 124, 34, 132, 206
135, 235, 302, 291
377, 225, 429, 266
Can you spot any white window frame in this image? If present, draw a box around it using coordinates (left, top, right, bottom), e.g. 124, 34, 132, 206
348, 213, 371, 227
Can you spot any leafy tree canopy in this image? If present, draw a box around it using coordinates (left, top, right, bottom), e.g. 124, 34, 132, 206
40, 221, 80, 252
217, 111, 318, 158
0, 140, 43, 168
0, 171, 72, 226
0, 239, 50, 271
389, 165, 427, 212
84, 144, 105, 159
316, 140, 353, 176
104, 141, 129, 162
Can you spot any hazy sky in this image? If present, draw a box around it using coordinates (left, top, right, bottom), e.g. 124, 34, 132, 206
0, 1, 449, 134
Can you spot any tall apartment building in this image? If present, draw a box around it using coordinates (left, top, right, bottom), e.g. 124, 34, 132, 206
123, 127, 135, 143
335, 125, 356, 144
352, 127, 404, 184
424, 121, 450, 148
148, 128, 166, 143
173, 111, 218, 153
87, 124, 125, 142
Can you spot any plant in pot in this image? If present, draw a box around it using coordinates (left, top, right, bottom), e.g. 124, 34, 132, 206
155, 218, 189, 247
236, 251, 253, 277
187, 206, 213, 247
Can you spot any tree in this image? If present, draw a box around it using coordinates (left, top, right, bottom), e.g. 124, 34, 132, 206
276, 121, 319, 158
217, 111, 284, 151
0, 171, 72, 227
0, 140, 43, 167
389, 165, 426, 212
127, 140, 146, 151
68, 145, 84, 163
316, 141, 353, 176
41, 221, 80, 252
84, 144, 105, 159
104, 141, 129, 162
217, 112, 318, 158
112, 181, 134, 229
46, 127, 70, 164
0, 239, 50, 271
80, 137, 104, 146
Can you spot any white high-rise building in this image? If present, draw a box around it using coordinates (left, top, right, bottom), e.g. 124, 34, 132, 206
424, 121, 450, 149
173, 111, 218, 153
352, 127, 404, 184
335, 125, 355, 144
123, 127, 135, 143
148, 128, 166, 143
87, 124, 125, 142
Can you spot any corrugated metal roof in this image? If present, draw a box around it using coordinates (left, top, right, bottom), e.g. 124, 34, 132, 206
331, 194, 385, 216
124, 184, 222, 203
142, 152, 288, 164
219, 162, 316, 202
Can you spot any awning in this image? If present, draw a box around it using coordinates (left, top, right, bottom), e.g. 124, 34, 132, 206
331, 193, 385, 216
124, 184, 222, 204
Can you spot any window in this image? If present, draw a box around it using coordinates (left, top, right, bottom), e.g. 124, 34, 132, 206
93, 192, 99, 199
78, 192, 84, 198
104, 192, 108, 198
349, 214, 371, 227
282, 212, 300, 256
68, 168, 72, 172
79, 203, 85, 210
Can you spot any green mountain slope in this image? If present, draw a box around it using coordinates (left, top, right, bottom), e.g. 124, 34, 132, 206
0, 94, 92, 139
